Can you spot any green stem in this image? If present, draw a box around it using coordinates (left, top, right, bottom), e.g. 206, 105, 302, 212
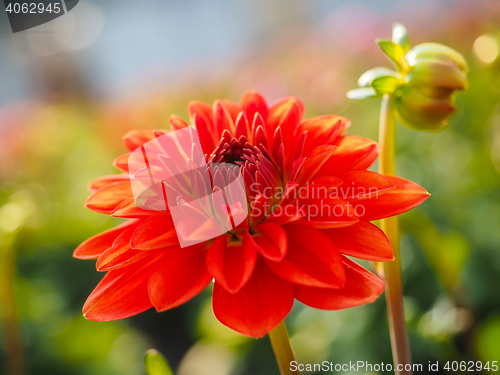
268, 321, 300, 375
379, 95, 413, 375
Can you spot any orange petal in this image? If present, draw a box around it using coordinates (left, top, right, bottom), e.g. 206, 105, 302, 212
335, 170, 395, 200
354, 175, 430, 221
112, 197, 163, 218
213, 101, 236, 137
83, 252, 163, 321
297, 115, 349, 156
149, 245, 212, 311
123, 130, 158, 152
73, 220, 141, 259
206, 233, 257, 293
241, 90, 268, 122
316, 136, 378, 176
219, 99, 241, 122
113, 153, 131, 173
131, 216, 178, 250
96, 227, 142, 271
89, 175, 130, 193
294, 256, 384, 310
188, 101, 213, 126
86, 181, 133, 214
249, 222, 287, 261
213, 259, 294, 338
293, 145, 337, 184
194, 113, 216, 155
266, 224, 346, 289
169, 115, 189, 130
322, 222, 394, 261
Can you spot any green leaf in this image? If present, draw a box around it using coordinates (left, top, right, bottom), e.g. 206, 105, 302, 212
371, 75, 401, 95
357, 67, 398, 87
145, 349, 174, 375
346, 87, 379, 100
392, 23, 410, 52
377, 40, 409, 73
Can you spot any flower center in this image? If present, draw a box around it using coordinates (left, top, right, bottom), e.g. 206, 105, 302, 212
207, 131, 285, 226
209, 131, 252, 165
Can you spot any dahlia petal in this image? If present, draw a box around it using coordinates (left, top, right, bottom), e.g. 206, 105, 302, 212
219, 100, 241, 122
96, 248, 144, 271
113, 153, 131, 173
266, 225, 345, 288
290, 158, 305, 182
322, 222, 394, 261
251, 113, 266, 144
177, 199, 209, 220
250, 194, 270, 225
241, 90, 268, 122
294, 257, 384, 310
175, 215, 226, 243
96, 228, 146, 271
250, 222, 287, 261
295, 145, 337, 184
83, 252, 163, 321
149, 245, 212, 311
210, 188, 233, 228
86, 181, 133, 214
269, 96, 305, 127
254, 124, 267, 150
266, 204, 305, 226
89, 175, 130, 193
131, 216, 178, 250
355, 175, 430, 221
206, 233, 257, 293
214, 101, 236, 137
194, 113, 216, 155
336, 170, 395, 200
267, 101, 301, 159
278, 181, 300, 206
297, 115, 349, 156
112, 197, 162, 218
73, 220, 141, 259
296, 197, 359, 228
123, 130, 157, 152
169, 115, 189, 130
213, 259, 294, 338
311, 176, 343, 189
350, 146, 378, 171
293, 131, 307, 159
316, 136, 378, 176
272, 127, 284, 159
188, 101, 213, 127
298, 219, 358, 229
235, 112, 250, 139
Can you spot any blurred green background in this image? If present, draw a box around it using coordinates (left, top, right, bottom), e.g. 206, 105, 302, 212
1, 0, 500, 374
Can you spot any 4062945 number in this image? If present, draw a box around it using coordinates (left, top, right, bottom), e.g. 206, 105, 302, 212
444, 361, 499, 372
5, 2, 61, 14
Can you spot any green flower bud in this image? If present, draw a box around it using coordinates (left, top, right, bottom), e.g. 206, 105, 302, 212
404, 58, 468, 91
406, 43, 468, 74
394, 85, 456, 130
347, 24, 468, 131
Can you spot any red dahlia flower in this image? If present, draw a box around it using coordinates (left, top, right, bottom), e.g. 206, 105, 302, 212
75, 91, 429, 337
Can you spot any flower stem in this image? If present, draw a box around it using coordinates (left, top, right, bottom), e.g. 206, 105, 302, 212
268, 321, 300, 375
378, 94, 413, 375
